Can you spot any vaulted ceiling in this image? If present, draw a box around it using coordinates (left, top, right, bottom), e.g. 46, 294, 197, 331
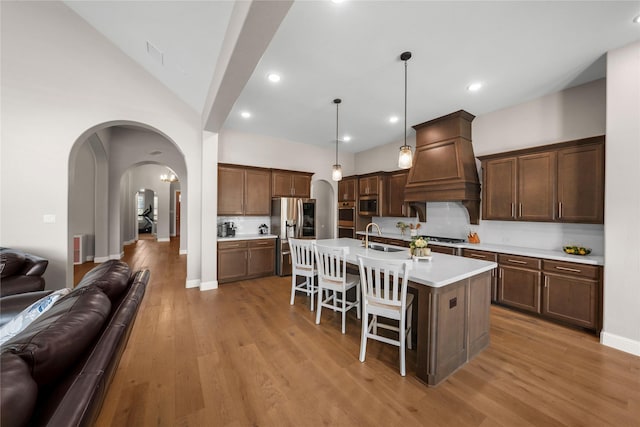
66, 1, 640, 153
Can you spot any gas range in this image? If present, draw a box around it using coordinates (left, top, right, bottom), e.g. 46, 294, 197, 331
420, 235, 466, 244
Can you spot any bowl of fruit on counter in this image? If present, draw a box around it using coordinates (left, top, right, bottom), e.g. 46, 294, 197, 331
563, 245, 592, 256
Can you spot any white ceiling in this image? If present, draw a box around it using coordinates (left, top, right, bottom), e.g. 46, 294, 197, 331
66, 1, 640, 153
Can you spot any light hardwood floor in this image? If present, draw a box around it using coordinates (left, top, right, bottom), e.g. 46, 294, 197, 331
82, 237, 640, 426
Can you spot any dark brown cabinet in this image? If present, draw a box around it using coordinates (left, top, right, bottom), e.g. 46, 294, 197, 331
272, 170, 312, 198
386, 171, 408, 217
338, 177, 357, 202
429, 244, 458, 256
542, 260, 601, 330
479, 136, 604, 224
218, 165, 271, 216
218, 239, 275, 284
358, 175, 381, 196
462, 248, 498, 302
481, 152, 555, 221
557, 142, 604, 223
498, 254, 542, 313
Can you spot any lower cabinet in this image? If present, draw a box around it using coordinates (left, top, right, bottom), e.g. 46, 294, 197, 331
498, 254, 542, 313
218, 239, 275, 284
462, 248, 498, 302
429, 244, 458, 255
542, 260, 600, 330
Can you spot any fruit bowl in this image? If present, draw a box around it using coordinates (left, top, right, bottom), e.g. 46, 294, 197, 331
563, 245, 592, 256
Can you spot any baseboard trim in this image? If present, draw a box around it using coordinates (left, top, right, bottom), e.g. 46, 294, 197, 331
186, 279, 201, 289
94, 256, 110, 263
200, 280, 218, 291
124, 239, 136, 246
157, 237, 170, 242
601, 331, 640, 356
86, 256, 94, 262
109, 253, 123, 260
179, 249, 188, 255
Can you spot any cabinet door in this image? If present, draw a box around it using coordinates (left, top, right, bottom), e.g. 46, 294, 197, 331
218, 248, 248, 282
245, 169, 271, 215
248, 244, 275, 277
338, 177, 356, 202
387, 172, 408, 216
359, 176, 379, 196
498, 266, 541, 313
272, 171, 292, 197
291, 174, 311, 198
542, 273, 597, 329
557, 143, 604, 223
218, 166, 245, 215
518, 152, 555, 221
482, 158, 517, 220
462, 249, 498, 302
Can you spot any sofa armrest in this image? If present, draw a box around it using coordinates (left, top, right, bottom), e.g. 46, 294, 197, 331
0, 291, 53, 327
22, 254, 48, 277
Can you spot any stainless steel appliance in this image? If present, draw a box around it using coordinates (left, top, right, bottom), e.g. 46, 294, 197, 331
217, 221, 236, 237
271, 197, 317, 276
337, 201, 355, 238
358, 196, 378, 216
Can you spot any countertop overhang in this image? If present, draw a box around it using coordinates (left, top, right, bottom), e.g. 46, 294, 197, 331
217, 234, 277, 242
316, 238, 496, 288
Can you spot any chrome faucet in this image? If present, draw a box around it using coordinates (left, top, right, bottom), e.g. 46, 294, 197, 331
365, 222, 381, 250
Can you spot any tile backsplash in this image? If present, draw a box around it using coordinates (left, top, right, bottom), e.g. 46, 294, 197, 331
218, 216, 270, 236
374, 201, 604, 255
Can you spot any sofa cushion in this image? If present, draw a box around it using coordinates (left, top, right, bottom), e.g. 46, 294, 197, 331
0, 251, 25, 279
2, 286, 111, 386
75, 260, 131, 302
0, 352, 38, 427
0, 288, 71, 345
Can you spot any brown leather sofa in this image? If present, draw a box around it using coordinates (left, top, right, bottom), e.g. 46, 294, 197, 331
0, 248, 48, 297
0, 260, 150, 427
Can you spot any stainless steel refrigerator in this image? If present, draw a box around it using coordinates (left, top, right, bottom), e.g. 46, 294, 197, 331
271, 197, 317, 276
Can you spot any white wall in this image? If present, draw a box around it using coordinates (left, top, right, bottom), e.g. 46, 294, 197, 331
355, 134, 416, 174
0, 2, 204, 288
69, 141, 96, 261
602, 41, 640, 356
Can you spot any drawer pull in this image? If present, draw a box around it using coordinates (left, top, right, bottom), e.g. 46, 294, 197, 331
224, 244, 241, 248
555, 266, 581, 273
507, 259, 527, 264
469, 254, 487, 259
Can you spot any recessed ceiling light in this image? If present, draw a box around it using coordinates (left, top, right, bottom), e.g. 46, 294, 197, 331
241, 111, 251, 119
467, 82, 483, 92
331, 0, 345, 3
343, 135, 351, 142
267, 73, 281, 83
389, 116, 399, 123
633, 14, 640, 24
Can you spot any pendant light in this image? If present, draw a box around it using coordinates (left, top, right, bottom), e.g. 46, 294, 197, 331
398, 51, 413, 169
332, 98, 343, 181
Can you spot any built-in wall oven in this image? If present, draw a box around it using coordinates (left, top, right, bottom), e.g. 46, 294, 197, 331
338, 201, 355, 238
358, 197, 378, 216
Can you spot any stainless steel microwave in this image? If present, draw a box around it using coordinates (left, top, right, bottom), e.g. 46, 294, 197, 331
358, 197, 378, 216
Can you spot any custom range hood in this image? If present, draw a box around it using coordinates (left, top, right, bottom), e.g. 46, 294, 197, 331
404, 110, 481, 224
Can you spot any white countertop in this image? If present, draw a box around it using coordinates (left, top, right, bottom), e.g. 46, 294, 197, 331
355, 231, 604, 266
217, 234, 277, 242
316, 238, 497, 288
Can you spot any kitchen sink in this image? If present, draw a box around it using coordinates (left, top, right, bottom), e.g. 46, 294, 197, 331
367, 243, 404, 253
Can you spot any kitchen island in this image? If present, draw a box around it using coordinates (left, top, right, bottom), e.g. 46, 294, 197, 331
316, 238, 497, 386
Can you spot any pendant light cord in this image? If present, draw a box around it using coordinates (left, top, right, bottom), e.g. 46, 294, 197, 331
336, 100, 339, 163
404, 57, 407, 148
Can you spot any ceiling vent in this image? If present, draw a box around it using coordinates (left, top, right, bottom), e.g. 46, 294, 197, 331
146, 41, 164, 65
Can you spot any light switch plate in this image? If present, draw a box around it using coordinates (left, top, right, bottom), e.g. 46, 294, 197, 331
43, 214, 56, 224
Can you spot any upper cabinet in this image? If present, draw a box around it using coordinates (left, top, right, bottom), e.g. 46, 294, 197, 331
359, 175, 382, 196
556, 143, 604, 223
271, 170, 312, 198
386, 170, 409, 217
338, 177, 357, 202
218, 164, 271, 216
479, 135, 604, 224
